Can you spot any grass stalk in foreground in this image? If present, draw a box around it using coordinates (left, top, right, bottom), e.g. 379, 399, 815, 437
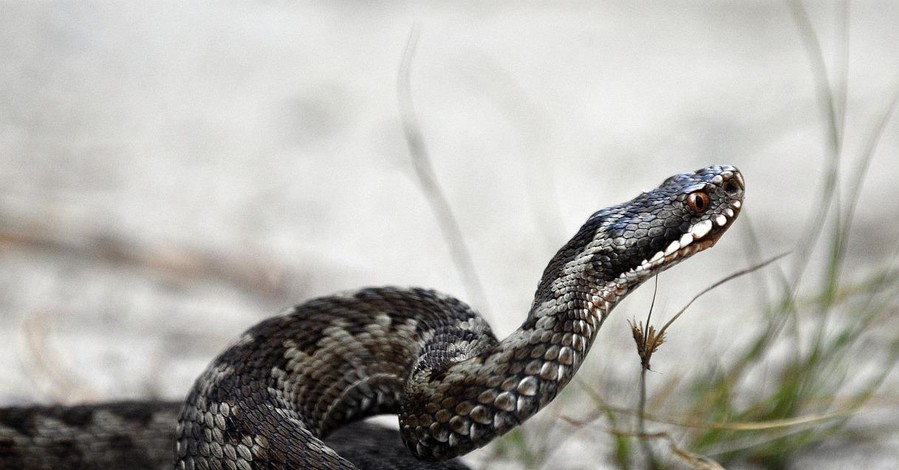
545, 4, 897, 465
398, 25, 491, 317
682, 2, 899, 466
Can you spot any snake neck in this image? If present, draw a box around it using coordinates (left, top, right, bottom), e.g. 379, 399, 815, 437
399, 220, 651, 461
400, 165, 745, 461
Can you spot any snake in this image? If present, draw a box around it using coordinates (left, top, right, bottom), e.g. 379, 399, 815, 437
0, 165, 744, 469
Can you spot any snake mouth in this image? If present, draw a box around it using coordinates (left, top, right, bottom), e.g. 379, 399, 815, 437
635, 182, 743, 274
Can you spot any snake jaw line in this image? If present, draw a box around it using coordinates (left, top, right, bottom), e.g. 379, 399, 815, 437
636, 216, 729, 275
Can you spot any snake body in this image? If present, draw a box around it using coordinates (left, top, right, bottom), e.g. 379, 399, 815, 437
0, 165, 744, 469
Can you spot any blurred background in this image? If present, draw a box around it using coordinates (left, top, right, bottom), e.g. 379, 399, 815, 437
1, 2, 897, 469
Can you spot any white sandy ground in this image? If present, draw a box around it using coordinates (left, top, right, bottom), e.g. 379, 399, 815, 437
1, 2, 898, 469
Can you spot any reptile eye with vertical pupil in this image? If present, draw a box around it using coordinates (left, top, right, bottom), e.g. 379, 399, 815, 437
686, 191, 710, 215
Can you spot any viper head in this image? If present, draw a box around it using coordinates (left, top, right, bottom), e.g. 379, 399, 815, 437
534, 165, 743, 309
588, 165, 745, 286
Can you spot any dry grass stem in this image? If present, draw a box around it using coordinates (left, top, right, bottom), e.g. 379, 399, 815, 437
397, 25, 491, 317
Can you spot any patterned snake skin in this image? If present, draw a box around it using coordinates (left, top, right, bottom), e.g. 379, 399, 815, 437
0, 165, 744, 469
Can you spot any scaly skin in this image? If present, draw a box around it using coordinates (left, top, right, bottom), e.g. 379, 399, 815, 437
0, 166, 744, 470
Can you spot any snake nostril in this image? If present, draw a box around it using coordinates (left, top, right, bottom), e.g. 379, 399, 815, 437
724, 180, 741, 196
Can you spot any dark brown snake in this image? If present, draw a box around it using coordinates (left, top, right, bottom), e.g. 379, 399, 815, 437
0, 165, 744, 469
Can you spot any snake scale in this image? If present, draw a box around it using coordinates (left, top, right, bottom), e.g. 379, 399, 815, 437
0, 165, 744, 469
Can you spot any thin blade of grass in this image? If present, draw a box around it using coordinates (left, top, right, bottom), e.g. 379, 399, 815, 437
785, 0, 844, 290
656, 253, 789, 340
397, 26, 491, 316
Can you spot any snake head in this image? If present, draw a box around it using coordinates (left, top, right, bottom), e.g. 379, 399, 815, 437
535, 165, 743, 311
595, 165, 745, 282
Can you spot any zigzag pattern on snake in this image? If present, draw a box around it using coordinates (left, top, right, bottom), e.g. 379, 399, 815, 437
0, 165, 744, 469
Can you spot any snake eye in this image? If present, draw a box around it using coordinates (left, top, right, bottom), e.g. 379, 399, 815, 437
686, 191, 710, 215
